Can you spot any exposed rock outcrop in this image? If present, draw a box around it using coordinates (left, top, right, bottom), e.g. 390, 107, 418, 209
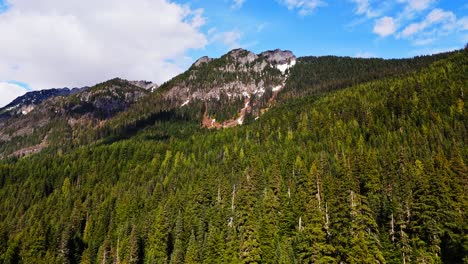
259, 49, 296, 65
193, 56, 213, 67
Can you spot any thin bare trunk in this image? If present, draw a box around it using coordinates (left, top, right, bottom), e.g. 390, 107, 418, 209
325, 202, 330, 235
390, 214, 395, 243
231, 185, 236, 212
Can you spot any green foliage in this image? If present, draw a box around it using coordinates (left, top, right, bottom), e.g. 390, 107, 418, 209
0, 50, 466, 263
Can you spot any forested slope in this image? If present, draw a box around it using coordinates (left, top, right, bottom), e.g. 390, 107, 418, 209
280, 52, 452, 100
0, 49, 466, 263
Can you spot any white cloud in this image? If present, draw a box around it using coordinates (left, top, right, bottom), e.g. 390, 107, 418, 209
0, 82, 28, 108
0, 0, 208, 90
396, 0, 436, 23
373, 16, 397, 37
350, 0, 378, 18
231, 0, 246, 9
278, 0, 326, 16
404, 0, 434, 12
399, 8, 461, 42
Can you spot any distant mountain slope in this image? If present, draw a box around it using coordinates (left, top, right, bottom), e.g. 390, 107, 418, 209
0, 49, 465, 263
0, 78, 150, 157
0, 87, 86, 119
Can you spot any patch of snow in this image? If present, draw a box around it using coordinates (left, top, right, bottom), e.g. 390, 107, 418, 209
237, 117, 243, 125
180, 99, 190, 107
242, 91, 249, 97
276, 59, 296, 74
6, 105, 18, 111
273, 85, 283, 92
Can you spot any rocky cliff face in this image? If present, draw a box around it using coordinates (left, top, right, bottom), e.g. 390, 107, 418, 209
160, 48, 297, 128
129, 80, 158, 91
260, 49, 296, 65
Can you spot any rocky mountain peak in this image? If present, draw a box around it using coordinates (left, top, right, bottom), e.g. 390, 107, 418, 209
193, 56, 213, 67
227, 48, 258, 64
259, 49, 296, 65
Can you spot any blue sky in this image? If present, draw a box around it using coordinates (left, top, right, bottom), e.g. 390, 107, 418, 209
181, 0, 467, 59
0, 0, 466, 107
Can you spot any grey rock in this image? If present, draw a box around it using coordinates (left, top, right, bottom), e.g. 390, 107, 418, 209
228, 49, 258, 64
129, 80, 158, 91
259, 49, 296, 65
193, 56, 213, 67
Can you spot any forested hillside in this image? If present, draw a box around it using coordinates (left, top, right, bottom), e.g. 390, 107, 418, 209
0, 49, 466, 264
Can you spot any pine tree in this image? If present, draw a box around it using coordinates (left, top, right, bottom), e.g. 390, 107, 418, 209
169, 214, 185, 264
184, 231, 199, 264
128, 225, 140, 264
259, 188, 280, 263
296, 163, 335, 264
237, 168, 262, 264
145, 207, 169, 264
348, 191, 385, 264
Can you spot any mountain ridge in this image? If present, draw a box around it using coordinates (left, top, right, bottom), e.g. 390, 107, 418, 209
0, 48, 460, 158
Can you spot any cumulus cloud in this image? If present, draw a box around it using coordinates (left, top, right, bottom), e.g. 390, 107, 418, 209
279, 0, 326, 16
373, 16, 397, 37
0, 0, 208, 90
0, 82, 28, 108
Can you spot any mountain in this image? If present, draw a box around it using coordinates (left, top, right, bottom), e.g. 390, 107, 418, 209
0, 87, 86, 120
160, 48, 296, 127
0, 78, 151, 157
0, 49, 455, 158
95, 48, 452, 142
0, 48, 466, 263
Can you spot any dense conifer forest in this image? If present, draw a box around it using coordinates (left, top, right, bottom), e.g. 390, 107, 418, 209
0, 49, 466, 263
